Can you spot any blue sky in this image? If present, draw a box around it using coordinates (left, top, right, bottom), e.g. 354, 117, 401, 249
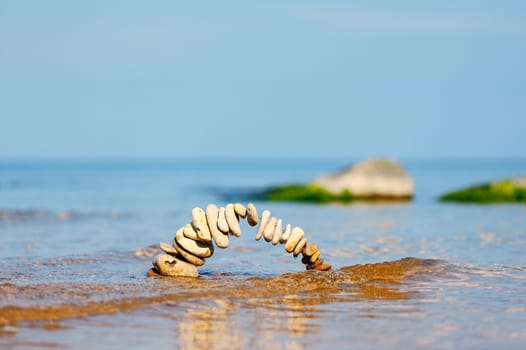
1, 0, 525, 159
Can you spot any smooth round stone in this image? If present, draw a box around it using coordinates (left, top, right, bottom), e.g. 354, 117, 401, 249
255, 210, 270, 241
302, 242, 318, 257
152, 253, 199, 277
234, 203, 247, 218
172, 239, 205, 266
279, 224, 291, 244
271, 219, 282, 245
175, 227, 214, 258
246, 203, 259, 226
217, 207, 229, 233
206, 204, 229, 249
183, 223, 199, 240
293, 237, 308, 257
285, 227, 305, 253
159, 242, 178, 255
225, 203, 241, 237
191, 207, 212, 242
263, 217, 277, 242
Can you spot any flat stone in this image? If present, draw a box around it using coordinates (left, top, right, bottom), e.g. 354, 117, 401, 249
191, 207, 211, 242
172, 238, 205, 266
285, 227, 304, 253
234, 203, 247, 218
293, 237, 308, 257
206, 204, 229, 248
183, 223, 199, 240
271, 219, 282, 245
152, 253, 199, 277
175, 226, 214, 258
302, 242, 318, 257
255, 210, 270, 241
217, 207, 229, 233
246, 203, 258, 226
262, 217, 276, 242
279, 224, 291, 244
311, 257, 323, 267
225, 203, 241, 237
309, 251, 321, 263
159, 242, 178, 255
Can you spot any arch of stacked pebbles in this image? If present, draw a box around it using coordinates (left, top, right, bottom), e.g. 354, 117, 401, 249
149, 203, 332, 277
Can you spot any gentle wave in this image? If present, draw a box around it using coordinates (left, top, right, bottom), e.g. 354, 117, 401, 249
0, 257, 446, 327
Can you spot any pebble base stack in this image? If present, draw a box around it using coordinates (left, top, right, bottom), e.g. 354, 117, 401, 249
150, 203, 332, 277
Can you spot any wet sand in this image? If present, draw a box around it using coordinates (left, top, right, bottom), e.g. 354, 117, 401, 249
5, 253, 522, 350
0, 257, 441, 328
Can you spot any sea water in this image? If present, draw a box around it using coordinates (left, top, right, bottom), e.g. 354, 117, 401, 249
0, 158, 525, 349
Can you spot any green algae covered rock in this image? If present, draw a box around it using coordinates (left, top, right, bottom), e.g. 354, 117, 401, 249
261, 183, 353, 203
259, 159, 414, 204
440, 177, 526, 203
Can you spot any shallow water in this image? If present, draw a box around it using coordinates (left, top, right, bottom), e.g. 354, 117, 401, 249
1, 158, 526, 349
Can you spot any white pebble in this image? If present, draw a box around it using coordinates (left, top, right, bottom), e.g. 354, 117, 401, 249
206, 204, 229, 248
183, 223, 199, 240
225, 203, 241, 237
271, 219, 282, 245
217, 207, 229, 233
263, 217, 277, 242
234, 203, 247, 218
293, 237, 308, 257
246, 203, 259, 226
191, 207, 211, 242
255, 210, 270, 241
280, 224, 291, 244
175, 226, 214, 258
159, 242, 177, 255
285, 227, 304, 253
152, 253, 199, 277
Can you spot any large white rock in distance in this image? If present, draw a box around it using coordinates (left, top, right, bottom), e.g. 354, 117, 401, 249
313, 158, 414, 198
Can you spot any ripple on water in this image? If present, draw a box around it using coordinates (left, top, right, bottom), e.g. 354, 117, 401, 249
0, 255, 448, 328
0, 209, 129, 224
2, 249, 526, 349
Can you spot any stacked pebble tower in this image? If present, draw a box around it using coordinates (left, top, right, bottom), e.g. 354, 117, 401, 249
150, 203, 332, 277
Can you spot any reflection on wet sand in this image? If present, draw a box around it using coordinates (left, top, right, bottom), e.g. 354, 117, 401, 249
170, 299, 242, 350
0, 257, 444, 338
155, 292, 321, 349
164, 258, 442, 349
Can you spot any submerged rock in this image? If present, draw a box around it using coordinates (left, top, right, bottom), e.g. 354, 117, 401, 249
313, 158, 414, 199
